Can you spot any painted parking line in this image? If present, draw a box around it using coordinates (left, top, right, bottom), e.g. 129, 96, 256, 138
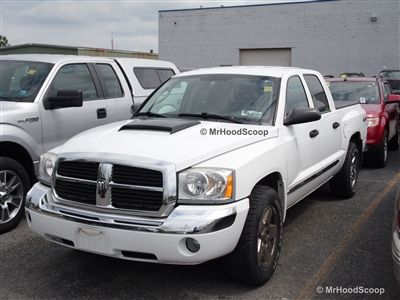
296, 172, 400, 300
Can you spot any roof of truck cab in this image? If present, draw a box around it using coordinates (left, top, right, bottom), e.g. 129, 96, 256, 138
1, 54, 119, 63
113, 57, 179, 69
0, 54, 178, 68
174, 65, 321, 78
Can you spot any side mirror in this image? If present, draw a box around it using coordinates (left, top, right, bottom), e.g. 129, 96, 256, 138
284, 107, 321, 126
387, 94, 400, 103
45, 90, 83, 110
130, 103, 142, 116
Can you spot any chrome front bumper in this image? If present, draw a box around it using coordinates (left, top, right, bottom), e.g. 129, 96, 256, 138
26, 182, 249, 264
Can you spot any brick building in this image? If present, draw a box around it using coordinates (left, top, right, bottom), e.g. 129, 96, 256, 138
158, 0, 399, 77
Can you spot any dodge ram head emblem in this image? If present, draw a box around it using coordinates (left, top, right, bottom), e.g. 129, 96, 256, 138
97, 180, 107, 198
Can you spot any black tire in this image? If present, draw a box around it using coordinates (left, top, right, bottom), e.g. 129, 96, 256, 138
388, 128, 399, 151
222, 186, 283, 286
0, 157, 30, 234
329, 142, 359, 199
372, 131, 388, 168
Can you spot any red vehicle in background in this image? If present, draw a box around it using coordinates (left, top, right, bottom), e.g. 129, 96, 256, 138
326, 77, 400, 168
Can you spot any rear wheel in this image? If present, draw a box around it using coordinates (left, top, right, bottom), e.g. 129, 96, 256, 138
330, 142, 359, 199
0, 157, 30, 234
372, 131, 388, 168
223, 186, 283, 286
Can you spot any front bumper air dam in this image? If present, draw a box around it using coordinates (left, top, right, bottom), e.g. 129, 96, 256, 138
25, 182, 249, 265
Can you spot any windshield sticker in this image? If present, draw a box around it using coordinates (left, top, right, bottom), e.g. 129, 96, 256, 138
264, 86, 273, 92
27, 70, 36, 75
360, 97, 366, 103
241, 110, 263, 118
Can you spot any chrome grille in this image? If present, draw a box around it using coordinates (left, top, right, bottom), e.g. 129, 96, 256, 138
54, 160, 165, 212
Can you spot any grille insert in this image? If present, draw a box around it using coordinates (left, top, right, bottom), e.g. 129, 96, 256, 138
54, 161, 164, 212
112, 164, 163, 187
57, 161, 99, 180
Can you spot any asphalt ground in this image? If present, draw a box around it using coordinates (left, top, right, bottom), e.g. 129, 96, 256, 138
1, 148, 399, 300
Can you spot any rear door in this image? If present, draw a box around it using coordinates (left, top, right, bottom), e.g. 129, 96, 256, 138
92, 63, 132, 122
303, 74, 342, 167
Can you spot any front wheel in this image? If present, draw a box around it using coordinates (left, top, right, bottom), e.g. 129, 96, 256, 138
0, 157, 30, 234
329, 142, 359, 199
222, 186, 283, 286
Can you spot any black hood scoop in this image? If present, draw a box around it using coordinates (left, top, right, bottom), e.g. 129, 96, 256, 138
119, 118, 201, 134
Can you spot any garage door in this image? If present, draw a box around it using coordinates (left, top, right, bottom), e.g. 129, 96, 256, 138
240, 48, 291, 66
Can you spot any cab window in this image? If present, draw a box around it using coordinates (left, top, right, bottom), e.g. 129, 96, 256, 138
97, 64, 123, 98
285, 76, 309, 116
304, 75, 330, 113
47, 64, 98, 101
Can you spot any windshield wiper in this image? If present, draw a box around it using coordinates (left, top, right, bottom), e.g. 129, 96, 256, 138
178, 112, 243, 124
136, 111, 167, 118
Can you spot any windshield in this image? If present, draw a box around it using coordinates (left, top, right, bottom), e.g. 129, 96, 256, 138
379, 70, 400, 79
327, 81, 380, 104
138, 74, 280, 124
0, 60, 53, 102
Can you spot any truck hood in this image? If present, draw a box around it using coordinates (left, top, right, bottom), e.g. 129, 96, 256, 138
59, 118, 277, 171
361, 104, 380, 117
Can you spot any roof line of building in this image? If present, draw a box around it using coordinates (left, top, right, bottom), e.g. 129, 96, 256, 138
0, 43, 77, 50
158, 0, 339, 13
0, 43, 155, 54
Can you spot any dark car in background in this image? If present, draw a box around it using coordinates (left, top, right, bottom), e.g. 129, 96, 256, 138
326, 77, 400, 167
379, 70, 400, 95
339, 72, 365, 78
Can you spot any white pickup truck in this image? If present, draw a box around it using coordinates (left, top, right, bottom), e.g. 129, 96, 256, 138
26, 66, 367, 286
0, 54, 179, 233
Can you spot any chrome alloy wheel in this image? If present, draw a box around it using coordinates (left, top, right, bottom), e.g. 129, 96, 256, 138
258, 206, 278, 267
0, 170, 24, 224
349, 148, 359, 190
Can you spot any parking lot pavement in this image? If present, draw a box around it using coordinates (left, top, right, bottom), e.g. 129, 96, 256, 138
1, 149, 399, 300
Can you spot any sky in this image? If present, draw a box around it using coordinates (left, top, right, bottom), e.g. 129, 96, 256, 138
0, 0, 315, 53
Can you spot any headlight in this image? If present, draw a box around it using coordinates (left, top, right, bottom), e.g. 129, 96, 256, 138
366, 117, 379, 127
38, 152, 58, 186
178, 169, 234, 203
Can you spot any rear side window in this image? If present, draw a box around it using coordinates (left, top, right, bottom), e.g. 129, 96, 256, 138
157, 69, 175, 83
134, 67, 176, 89
47, 64, 98, 101
97, 64, 123, 98
304, 75, 330, 113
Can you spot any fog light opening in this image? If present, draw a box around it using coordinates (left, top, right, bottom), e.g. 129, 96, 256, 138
26, 211, 32, 223
186, 238, 200, 253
